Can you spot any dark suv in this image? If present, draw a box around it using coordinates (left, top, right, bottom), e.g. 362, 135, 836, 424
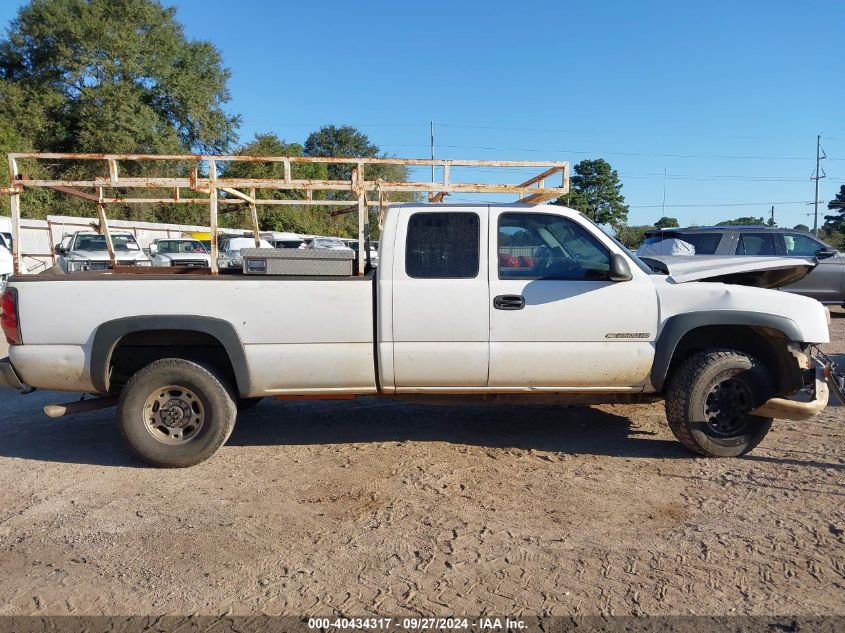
641, 226, 843, 304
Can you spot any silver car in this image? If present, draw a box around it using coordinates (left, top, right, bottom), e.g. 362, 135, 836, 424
641, 226, 844, 304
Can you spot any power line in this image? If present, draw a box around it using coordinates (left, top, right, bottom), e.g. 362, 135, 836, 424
405, 164, 844, 183
630, 200, 815, 209
434, 142, 845, 162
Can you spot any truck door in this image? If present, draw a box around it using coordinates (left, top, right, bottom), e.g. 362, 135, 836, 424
391, 207, 489, 388
488, 209, 657, 389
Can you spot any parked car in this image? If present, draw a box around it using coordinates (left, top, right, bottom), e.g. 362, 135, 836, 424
640, 226, 844, 304
259, 231, 306, 249
55, 231, 152, 272
0, 203, 836, 467
305, 236, 353, 251
217, 236, 274, 269
149, 238, 211, 268
346, 239, 379, 266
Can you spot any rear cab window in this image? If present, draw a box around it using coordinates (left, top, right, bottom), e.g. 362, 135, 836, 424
405, 212, 480, 278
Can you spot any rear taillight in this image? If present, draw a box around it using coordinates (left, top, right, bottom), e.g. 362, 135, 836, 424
0, 288, 21, 345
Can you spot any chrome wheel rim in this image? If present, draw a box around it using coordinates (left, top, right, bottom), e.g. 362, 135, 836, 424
143, 385, 205, 445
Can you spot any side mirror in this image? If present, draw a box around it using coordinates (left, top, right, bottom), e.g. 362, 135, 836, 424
609, 253, 633, 282
816, 247, 837, 259
148, 243, 158, 255
54, 244, 66, 256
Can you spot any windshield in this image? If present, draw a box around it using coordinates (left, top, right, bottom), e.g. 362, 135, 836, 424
313, 238, 347, 248
74, 234, 139, 252
157, 239, 207, 254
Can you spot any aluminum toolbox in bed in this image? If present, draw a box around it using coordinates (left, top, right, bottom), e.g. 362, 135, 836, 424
240, 247, 354, 276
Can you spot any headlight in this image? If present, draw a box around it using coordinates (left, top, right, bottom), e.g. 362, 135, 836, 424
67, 260, 87, 272
135, 260, 152, 267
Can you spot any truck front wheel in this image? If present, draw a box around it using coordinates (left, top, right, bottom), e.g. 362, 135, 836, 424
665, 350, 774, 457
118, 358, 237, 467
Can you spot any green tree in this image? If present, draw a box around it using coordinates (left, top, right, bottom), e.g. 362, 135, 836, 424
0, 0, 239, 219
303, 125, 414, 236
554, 159, 628, 226
220, 133, 332, 235
823, 185, 845, 233
654, 216, 679, 229
304, 124, 410, 186
0, 0, 237, 153
305, 125, 378, 180
793, 224, 810, 232
615, 224, 654, 250
716, 216, 766, 226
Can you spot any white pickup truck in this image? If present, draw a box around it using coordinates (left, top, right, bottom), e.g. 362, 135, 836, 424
0, 203, 836, 467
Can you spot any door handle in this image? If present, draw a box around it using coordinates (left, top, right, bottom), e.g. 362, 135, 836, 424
493, 294, 525, 310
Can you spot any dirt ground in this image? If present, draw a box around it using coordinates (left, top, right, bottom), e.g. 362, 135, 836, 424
0, 313, 843, 618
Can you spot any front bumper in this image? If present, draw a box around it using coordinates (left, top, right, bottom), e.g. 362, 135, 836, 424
0, 356, 32, 393
750, 356, 836, 421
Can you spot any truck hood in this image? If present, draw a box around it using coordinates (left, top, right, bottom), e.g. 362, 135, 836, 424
639, 255, 815, 288
158, 252, 211, 261
68, 250, 148, 262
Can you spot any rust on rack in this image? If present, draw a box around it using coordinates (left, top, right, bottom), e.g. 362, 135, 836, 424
4, 153, 570, 276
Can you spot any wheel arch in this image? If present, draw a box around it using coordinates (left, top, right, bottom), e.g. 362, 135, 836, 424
90, 315, 250, 397
652, 311, 804, 394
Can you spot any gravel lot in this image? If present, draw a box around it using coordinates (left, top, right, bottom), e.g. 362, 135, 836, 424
0, 312, 843, 617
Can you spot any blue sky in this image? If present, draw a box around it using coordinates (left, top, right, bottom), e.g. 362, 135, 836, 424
1, 0, 843, 228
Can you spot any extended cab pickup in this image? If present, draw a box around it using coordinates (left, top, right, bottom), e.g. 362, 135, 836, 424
0, 203, 835, 467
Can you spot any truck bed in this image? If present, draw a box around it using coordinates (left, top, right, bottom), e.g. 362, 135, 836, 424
9, 272, 377, 395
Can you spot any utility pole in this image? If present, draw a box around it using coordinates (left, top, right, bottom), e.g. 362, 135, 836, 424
770, 204, 775, 227
430, 121, 435, 182
812, 134, 826, 234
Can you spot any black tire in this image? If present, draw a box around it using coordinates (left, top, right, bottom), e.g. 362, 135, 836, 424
665, 349, 774, 457
237, 396, 264, 411
118, 358, 237, 467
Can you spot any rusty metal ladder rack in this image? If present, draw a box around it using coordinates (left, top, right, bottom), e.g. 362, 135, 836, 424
2, 153, 569, 275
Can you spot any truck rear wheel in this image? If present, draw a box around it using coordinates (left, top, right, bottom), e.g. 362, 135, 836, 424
665, 350, 774, 457
118, 358, 237, 467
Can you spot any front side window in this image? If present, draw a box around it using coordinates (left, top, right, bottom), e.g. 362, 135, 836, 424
783, 233, 823, 257
736, 232, 777, 256
406, 212, 480, 278
498, 213, 610, 280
